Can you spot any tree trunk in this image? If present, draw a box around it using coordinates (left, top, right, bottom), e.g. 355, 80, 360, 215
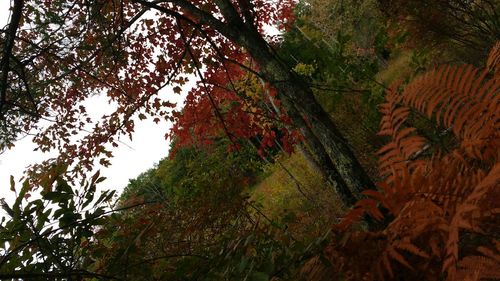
232, 25, 377, 202
242, 31, 384, 230
209, 0, 377, 202
263, 77, 358, 206
280, 96, 359, 206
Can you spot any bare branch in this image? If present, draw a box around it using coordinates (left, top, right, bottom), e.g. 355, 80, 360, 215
0, 0, 24, 118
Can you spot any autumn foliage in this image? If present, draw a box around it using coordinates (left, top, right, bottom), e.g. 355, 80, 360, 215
323, 42, 500, 280
0, 0, 297, 178
1, 1, 500, 280
169, 62, 301, 157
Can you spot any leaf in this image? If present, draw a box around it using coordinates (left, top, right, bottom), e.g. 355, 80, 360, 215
173, 86, 182, 94
13, 180, 31, 217
388, 246, 413, 270
381, 251, 394, 278
397, 240, 430, 259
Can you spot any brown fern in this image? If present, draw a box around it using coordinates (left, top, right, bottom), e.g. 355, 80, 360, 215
400, 64, 499, 163
377, 83, 427, 181
332, 42, 500, 281
487, 42, 500, 75
456, 240, 500, 280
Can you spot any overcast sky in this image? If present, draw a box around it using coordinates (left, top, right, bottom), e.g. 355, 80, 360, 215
0, 1, 184, 208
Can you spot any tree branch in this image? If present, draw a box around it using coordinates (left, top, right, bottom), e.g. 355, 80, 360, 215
0, 0, 24, 118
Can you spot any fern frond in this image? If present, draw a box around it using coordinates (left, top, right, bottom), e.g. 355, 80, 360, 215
377, 85, 427, 181
456, 253, 500, 281
400, 63, 499, 162
462, 163, 500, 204
487, 41, 500, 75
396, 239, 429, 259
331, 42, 499, 281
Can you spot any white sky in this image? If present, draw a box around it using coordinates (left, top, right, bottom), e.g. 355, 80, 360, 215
0, 1, 184, 208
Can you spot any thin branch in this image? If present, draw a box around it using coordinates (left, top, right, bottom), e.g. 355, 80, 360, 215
176, 17, 238, 147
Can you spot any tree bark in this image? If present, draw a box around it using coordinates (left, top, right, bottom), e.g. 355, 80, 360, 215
232, 24, 377, 199
262, 78, 358, 206
0, 0, 24, 118
281, 97, 359, 206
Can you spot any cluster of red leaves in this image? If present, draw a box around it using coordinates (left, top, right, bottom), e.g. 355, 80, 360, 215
168, 58, 302, 157
325, 42, 500, 281
12, 0, 297, 182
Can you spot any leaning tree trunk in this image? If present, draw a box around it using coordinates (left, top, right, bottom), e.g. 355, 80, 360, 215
260, 54, 376, 200
189, 0, 378, 209
262, 77, 359, 205
276, 93, 360, 206
232, 25, 377, 202
249, 38, 384, 230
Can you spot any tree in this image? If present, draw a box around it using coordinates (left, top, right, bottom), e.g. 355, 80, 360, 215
0, 0, 375, 207
0, 169, 118, 280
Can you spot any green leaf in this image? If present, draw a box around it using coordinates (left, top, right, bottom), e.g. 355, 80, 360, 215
36, 209, 52, 229
53, 208, 65, 220
43, 191, 72, 203
95, 190, 116, 205
60, 212, 80, 228
55, 178, 73, 194
13, 180, 31, 218
95, 176, 106, 184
